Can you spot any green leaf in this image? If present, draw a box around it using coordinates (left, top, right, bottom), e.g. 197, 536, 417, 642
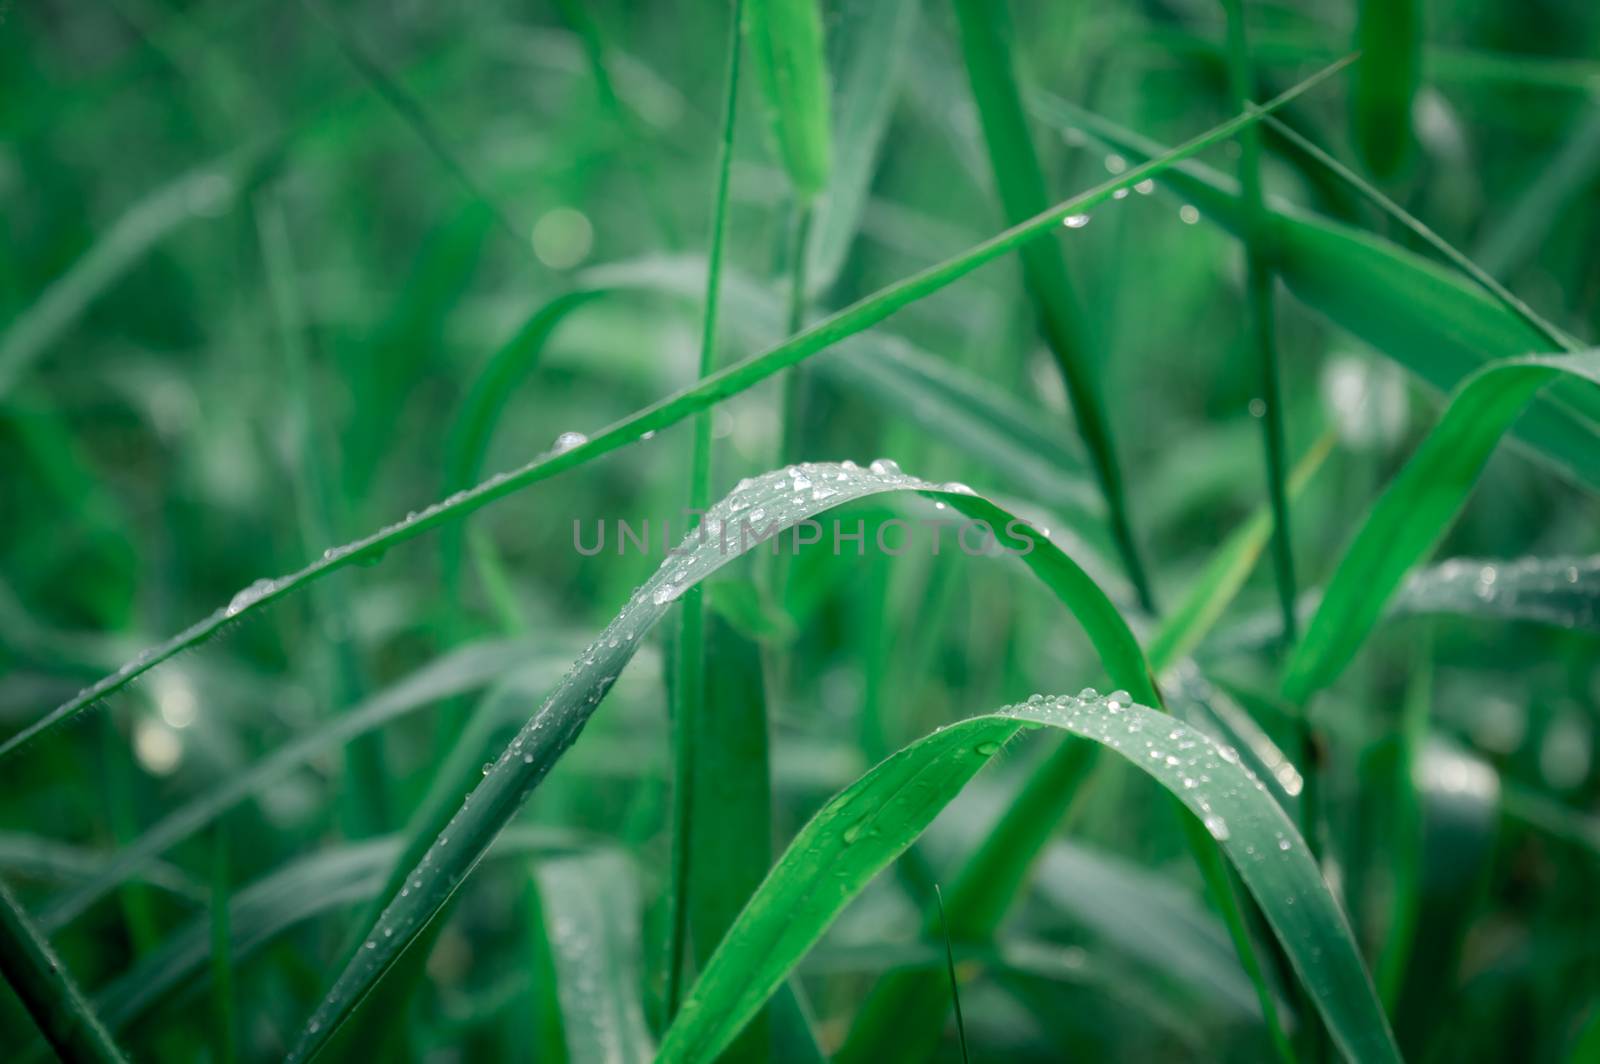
283, 458, 1150, 1061
0, 56, 1351, 762
1031, 96, 1600, 493
1283, 352, 1600, 702
805, 0, 921, 289
0, 875, 127, 1063
534, 851, 655, 1063
40, 641, 567, 932
1394, 554, 1600, 630
743, 0, 833, 200
0, 161, 244, 399
658, 692, 1399, 1064
1351, 0, 1422, 178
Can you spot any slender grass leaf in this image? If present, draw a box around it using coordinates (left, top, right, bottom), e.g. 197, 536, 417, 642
1395, 554, 1600, 630
1283, 352, 1600, 702
89, 828, 578, 1034
806, 0, 920, 289
535, 850, 655, 1063
658, 692, 1399, 1064
1221, 0, 1300, 647
210, 832, 236, 1064
0, 835, 202, 903
0, 164, 241, 399
0, 57, 1351, 763
41, 640, 564, 931
743, 0, 832, 201
672, 2, 743, 1018
1474, 100, 1600, 276
1032, 96, 1600, 493
951, 0, 1154, 610
1351, 0, 1421, 178
285, 459, 1154, 1061
0, 876, 127, 1063
684, 611, 772, 1056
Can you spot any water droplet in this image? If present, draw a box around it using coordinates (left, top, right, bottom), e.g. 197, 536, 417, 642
1134, 178, 1156, 195
1104, 153, 1127, 174
975, 740, 1002, 756
1179, 204, 1201, 225
1203, 814, 1231, 840
1062, 213, 1091, 229
869, 458, 902, 476
1278, 837, 1292, 852
552, 431, 588, 454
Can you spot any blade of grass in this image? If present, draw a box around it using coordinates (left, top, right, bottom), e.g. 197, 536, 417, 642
1032, 96, 1600, 492
743, 0, 832, 203
1395, 554, 1600, 629
1351, 0, 1421, 178
40, 640, 564, 931
0, 161, 241, 399
670, 0, 744, 1022
0, 55, 1354, 763
806, 0, 920, 291
535, 851, 656, 1062
934, 884, 971, 1064
0, 875, 128, 1063
1283, 351, 1600, 703
1221, 0, 1300, 655
295, 0, 525, 247
683, 608, 773, 1059
282, 459, 1160, 1061
951, 0, 1156, 612
1473, 100, 1600, 277
658, 692, 1400, 1064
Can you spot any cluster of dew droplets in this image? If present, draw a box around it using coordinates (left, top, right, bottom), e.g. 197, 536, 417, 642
999, 689, 1311, 851
640, 459, 951, 609
1057, 152, 1166, 231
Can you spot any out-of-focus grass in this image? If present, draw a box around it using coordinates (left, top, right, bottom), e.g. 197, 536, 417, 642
1, 2, 1598, 1062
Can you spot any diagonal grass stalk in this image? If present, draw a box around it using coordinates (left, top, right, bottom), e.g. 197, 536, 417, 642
0, 55, 1354, 763
669, 0, 745, 1020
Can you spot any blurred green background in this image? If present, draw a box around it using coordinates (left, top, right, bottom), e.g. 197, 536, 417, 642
1, 0, 1598, 1060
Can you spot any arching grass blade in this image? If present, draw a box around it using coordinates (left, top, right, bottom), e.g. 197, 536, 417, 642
1283, 352, 1600, 702
657, 692, 1399, 1064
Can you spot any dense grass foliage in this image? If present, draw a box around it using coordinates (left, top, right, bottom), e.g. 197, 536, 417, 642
2, 2, 1598, 1062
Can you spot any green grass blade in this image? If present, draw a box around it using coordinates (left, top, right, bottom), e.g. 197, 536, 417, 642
658, 692, 1399, 1064
671, 0, 744, 1019
0, 163, 240, 399
743, 0, 832, 201
1474, 101, 1600, 277
1222, 0, 1299, 650
1283, 351, 1600, 702
0, 875, 128, 1063
951, 0, 1155, 611
535, 851, 656, 1062
1033, 97, 1600, 493
0, 56, 1352, 763
806, 0, 920, 290
1395, 554, 1600, 629
283, 459, 1153, 1061
1351, 0, 1422, 178
40, 641, 562, 931
683, 608, 772, 1056
1256, 114, 1572, 352
90, 829, 576, 1034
